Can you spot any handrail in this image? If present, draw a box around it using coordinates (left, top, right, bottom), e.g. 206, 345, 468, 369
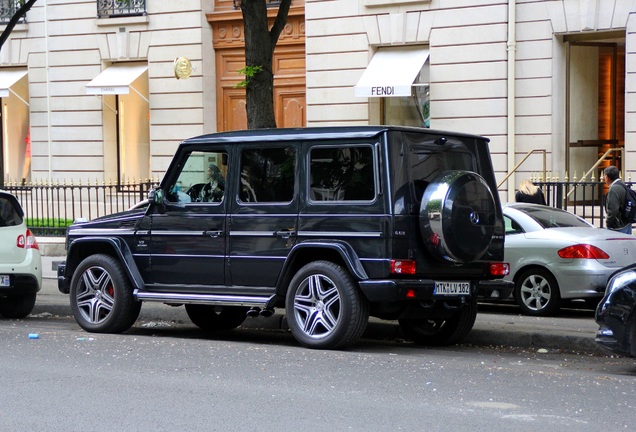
497, 149, 546, 189
566, 147, 623, 197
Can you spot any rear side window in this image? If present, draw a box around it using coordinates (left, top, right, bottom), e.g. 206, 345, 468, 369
309, 145, 375, 202
0, 196, 23, 227
405, 134, 475, 202
239, 147, 296, 203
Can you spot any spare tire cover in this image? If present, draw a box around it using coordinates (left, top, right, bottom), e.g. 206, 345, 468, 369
419, 171, 496, 264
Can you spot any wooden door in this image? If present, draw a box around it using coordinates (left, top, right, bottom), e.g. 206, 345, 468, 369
210, 6, 305, 132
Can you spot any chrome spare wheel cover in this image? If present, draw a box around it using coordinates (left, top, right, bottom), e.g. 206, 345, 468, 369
292, 274, 341, 339
76, 266, 115, 324
420, 170, 496, 264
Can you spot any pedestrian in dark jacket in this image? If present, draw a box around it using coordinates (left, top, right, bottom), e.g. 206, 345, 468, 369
604, 166, 632, 234
515, 179, 546, 205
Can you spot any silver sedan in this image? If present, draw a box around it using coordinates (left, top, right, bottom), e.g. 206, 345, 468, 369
501, 203, 636, 316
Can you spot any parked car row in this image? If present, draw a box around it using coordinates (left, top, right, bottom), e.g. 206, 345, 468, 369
1, 125, 635, 355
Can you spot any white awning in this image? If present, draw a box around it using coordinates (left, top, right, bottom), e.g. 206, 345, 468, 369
355, 46, 429, 97
86, 63, 148, 95
0, 69, 28, 98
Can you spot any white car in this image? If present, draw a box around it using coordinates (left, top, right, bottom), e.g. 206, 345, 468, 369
502, 203, 636, 316
0, 190, 42, 318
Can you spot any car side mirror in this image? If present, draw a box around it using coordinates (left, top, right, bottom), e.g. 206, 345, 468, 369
148, 188, 165, 204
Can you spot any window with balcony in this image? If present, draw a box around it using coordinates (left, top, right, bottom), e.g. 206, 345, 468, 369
97, 0, 146, 19
0, 0, 25, 24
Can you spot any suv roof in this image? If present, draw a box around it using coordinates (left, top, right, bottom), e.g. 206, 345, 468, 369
183, 126, 489, 145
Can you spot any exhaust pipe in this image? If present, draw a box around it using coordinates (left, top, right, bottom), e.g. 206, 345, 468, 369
246, 307, 261, 318
259, 308, 274, 318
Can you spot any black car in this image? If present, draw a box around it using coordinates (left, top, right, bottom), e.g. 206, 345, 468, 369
595, 265, 636, 357
58, 126, 510, 349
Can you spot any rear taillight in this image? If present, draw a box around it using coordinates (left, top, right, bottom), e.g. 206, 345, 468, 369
17, 229, 39, 250
489, 262, 510, 276
558, 244, 609, 259
391, 259, 416, 275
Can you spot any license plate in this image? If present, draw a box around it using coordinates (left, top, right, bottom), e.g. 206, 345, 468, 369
0, 275, 9, 287
434, 281, 470, 295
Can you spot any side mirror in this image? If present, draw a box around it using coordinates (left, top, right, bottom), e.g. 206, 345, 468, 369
148, 188, 165, 204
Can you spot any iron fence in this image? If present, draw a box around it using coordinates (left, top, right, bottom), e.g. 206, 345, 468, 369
97, 0, 146, 18
5, 179, 156, 237
534, 179, 625, 228
2, 178, 623, 236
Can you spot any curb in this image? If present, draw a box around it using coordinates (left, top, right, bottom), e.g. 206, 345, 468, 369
238, 313, 606, 355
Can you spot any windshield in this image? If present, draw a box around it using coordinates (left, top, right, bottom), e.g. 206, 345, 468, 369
515, 205, 591, 229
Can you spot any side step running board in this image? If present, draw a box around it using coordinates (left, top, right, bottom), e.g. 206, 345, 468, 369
134, 290, 271, 308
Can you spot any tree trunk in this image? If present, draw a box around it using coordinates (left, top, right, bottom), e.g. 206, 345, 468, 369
240, 0, 292, 130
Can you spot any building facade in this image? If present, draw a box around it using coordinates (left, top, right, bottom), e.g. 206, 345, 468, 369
0, 0, 216, 185
304, 0, 636, 201
1, 0, 635, 204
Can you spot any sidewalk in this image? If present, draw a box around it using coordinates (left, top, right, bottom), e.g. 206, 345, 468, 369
40, 241, 605, 356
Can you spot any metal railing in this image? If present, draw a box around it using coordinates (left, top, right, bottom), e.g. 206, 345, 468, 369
497, 149, 547, 189
0, 0, 24, 24
535, 179, 609, 228
5, 179, 157, 236
97, 0, 146, 18
0, 177, 622, 234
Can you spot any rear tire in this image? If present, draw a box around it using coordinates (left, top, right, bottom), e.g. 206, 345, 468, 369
185, 305, 248, 331
286, 261, 369, 350
0, 293, 36, 319
399, 299, 477, 346
70, 254, 141, 333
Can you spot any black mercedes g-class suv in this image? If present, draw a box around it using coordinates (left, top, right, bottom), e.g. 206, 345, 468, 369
58, 126, 510, 349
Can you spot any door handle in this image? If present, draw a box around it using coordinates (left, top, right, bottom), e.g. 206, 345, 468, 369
204, 230, 223, 238
274, 229, 296, 239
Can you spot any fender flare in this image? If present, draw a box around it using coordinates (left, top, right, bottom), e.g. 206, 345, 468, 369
273, 240, 369, 303
65, 237, 145, 291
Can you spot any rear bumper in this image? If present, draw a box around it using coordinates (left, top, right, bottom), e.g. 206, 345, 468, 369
0, 252, 42, 296
0, 274, 41, 296
358, 278, 512, 302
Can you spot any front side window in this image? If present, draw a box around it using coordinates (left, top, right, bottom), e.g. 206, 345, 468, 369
239, 147, 296, 203
309, 145, 375, 202
167, 151, 228, 204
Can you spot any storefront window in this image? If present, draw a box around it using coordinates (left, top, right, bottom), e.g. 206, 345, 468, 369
382, 61, 429, 127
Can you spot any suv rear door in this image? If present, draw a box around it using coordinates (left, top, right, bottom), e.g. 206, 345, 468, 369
227, 143, 298, 290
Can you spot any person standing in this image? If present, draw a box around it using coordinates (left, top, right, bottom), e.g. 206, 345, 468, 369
603, 166, 632, 234
515, 179, 546, 205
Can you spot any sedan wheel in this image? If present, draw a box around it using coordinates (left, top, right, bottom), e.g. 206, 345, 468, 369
515, 268, 561, 316
286, 261, 369, 349
70, 254, 141, 333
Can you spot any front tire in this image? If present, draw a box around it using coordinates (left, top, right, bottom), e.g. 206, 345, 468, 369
286, 261, 369, 350
185, 305, 248, 331
70, 254, 141, 333
399, 299, 477, 346
515, 268, 561, 316
0, 293, 36, 319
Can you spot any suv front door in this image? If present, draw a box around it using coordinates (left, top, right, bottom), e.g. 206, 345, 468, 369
148, 147, 231, 291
